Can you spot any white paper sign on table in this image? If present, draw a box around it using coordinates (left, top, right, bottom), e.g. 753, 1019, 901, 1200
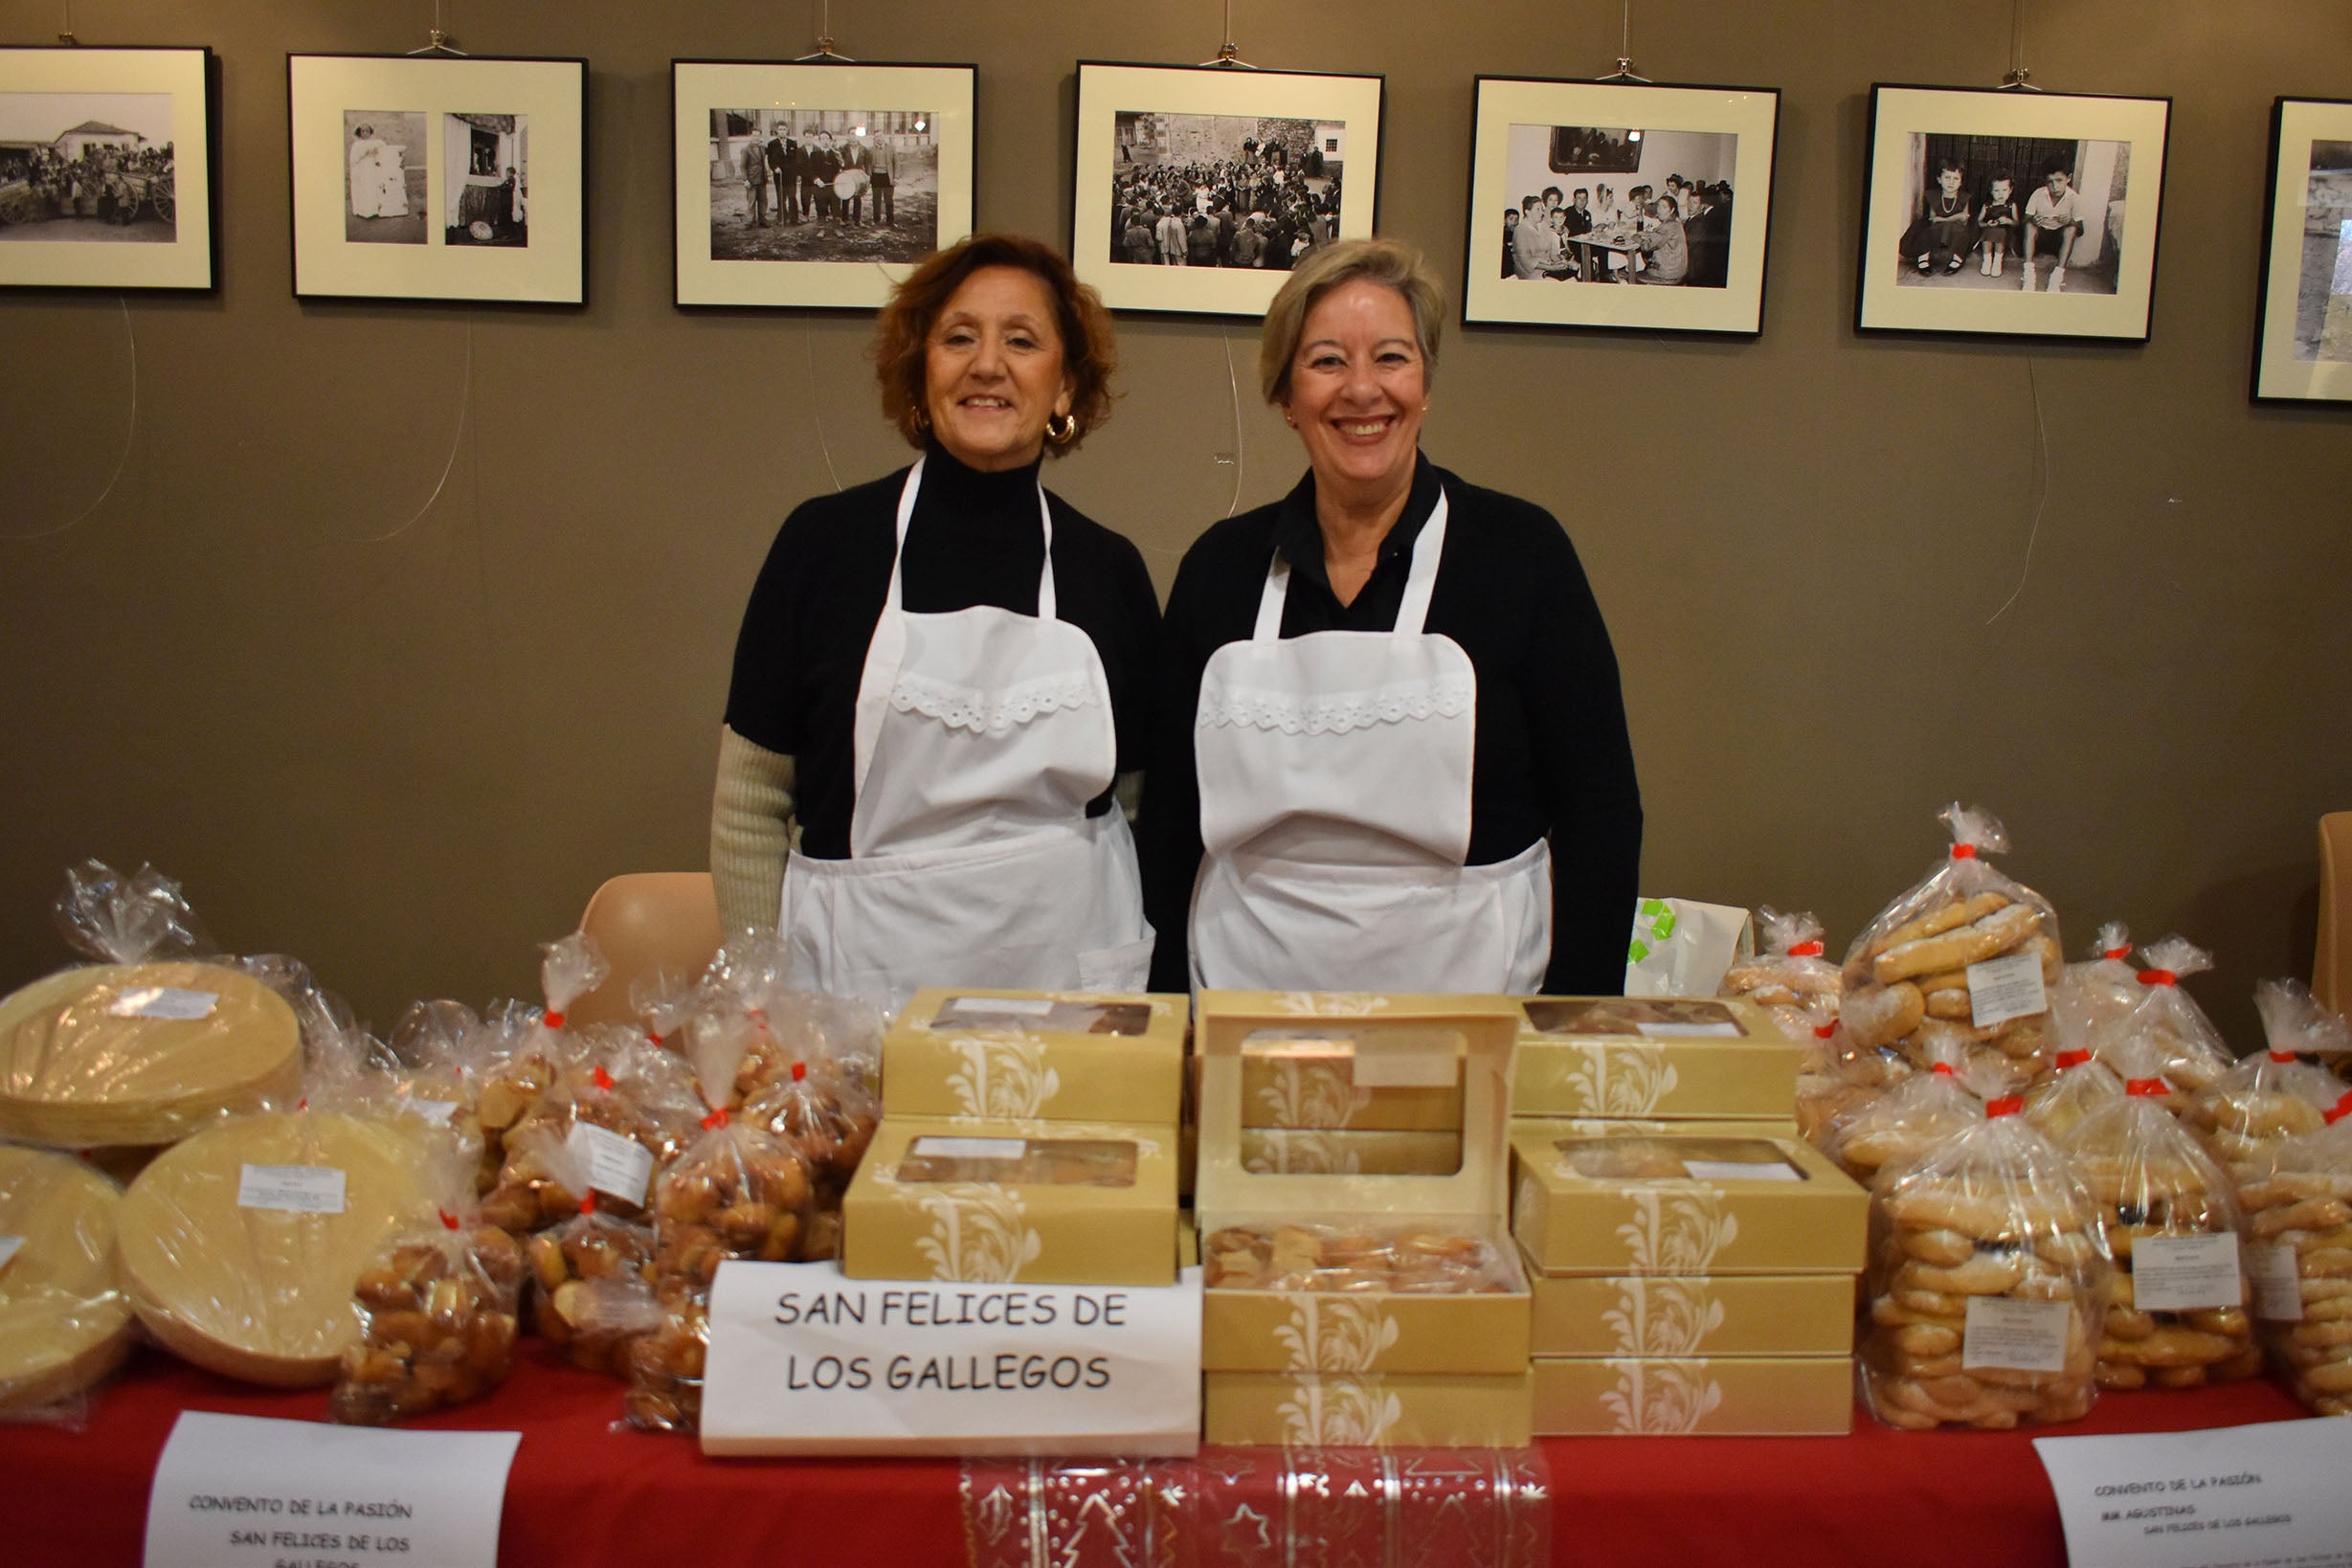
700, 1259, 1202, 1459
2034, 1418, 2352, 1568
145, 1411, 519, 1568
2132, 1234, 2244, 1312
1966, 950, 2049, 1027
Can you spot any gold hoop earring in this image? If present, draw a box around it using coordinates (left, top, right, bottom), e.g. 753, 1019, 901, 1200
911, 405, 930, 433
1045, 411, 1079, 445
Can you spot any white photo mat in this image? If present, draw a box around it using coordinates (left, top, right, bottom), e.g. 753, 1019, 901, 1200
0, 45, 213, 292
1461, 78, 1778, 335
2252, 97, 2352, 403
1857, 84, 2169, 341
1073, 61, 1382, 318
288, 54, 586, 303
670, 60, 975, 310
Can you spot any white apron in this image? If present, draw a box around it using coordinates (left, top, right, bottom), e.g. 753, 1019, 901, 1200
1188, 490, 1552, 994
781, 459, 1153, 1014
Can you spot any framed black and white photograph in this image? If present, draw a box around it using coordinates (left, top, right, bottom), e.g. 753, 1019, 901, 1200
671, 59, 974, 309
1461, 78, 1778, 335
0, 45, 215, 293
1857, 84, 2169, 341
2251, 97, 2352, 404
1073, 60, 1382, 318
289, 54, 585, 304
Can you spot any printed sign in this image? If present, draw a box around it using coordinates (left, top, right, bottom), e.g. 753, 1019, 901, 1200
2034, 1418, 2352, 1568
236, 1165, 347, 1216
1962, 1295, 2071, 1374
1966, 951, 2049, 1028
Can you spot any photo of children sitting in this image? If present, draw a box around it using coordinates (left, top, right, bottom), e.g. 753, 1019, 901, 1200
1893, 132, 2130, 295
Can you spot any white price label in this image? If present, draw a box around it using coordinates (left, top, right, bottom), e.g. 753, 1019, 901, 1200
701, 1260, 1202, 1458
1966, 951, 2050, 1028
908, 1135, 1024, 1160
107, 987, 220, 1020
2035, 1418, 2352, 1568
407, 1100, 459, 1126
145, 1411, 519, 1568
1635, 1020, 1743, 1038
2248, 1243, 2303, 1322
236, 1164, 347, 1215
1683, 1158, 1803, 1183
567, 1123, 655, 1206
0, 1236, 22, 1272
942, 996, 1054, 1019
1962, 1294, 2072, 1373
2132, 1234, 2245, 1312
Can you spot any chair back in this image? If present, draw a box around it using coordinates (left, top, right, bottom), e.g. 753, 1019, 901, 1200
2319, 814, 2352, 1016
571, 872, 722, 1028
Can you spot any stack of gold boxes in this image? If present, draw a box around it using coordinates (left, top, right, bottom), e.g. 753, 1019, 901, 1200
1509, 996, 1870, 1435
842, 990, 1187, 1287
1195, 992, 1532, 1445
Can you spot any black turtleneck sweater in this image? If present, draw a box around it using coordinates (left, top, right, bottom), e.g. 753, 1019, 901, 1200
723, 444, 1161, 860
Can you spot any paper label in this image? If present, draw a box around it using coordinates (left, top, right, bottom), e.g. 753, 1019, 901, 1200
1635, 1020, 1743, 1038
236, 1164, 347, 1216
1962, 1295, 2071, 1373
700, 1260, 1202, 1458
2132, 1234, 2245, 1312
1966, 951, 2050, 1028
941, 996, 1055, 1018
0, 1236, 22, 1272
144, 1410, 519, 1568
2033, 1418, 2352, 1568
909, 1136, 1025, 1160
1683, 1158, 1803, 1182
1350, 1038, 1460, 1089
2247, 1243, 2303, 1322
408, 1100, 459, 1126
108, 986, 221, 1020
567, 1122, 655, 1206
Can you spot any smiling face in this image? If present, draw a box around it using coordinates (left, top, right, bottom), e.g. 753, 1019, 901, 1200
1281, 278, 1426, 504
922, 265, 1073, 473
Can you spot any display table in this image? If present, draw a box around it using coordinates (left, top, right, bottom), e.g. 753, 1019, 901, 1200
0, 1340, 2312, 1566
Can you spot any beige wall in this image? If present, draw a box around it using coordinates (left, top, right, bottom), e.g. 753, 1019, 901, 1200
3, 2, 2348, 1047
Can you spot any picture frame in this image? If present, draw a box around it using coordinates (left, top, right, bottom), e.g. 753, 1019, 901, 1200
2251, 97, 2352, 404
1074, 60, 1383, 318
0, 45, 217, 293
1461, 77, 1779, 336
287, 53, 587, 304
1856, 83, 2170, 342
670, 59, 975, 310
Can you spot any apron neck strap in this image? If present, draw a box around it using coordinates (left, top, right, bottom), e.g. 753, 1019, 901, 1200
891, 456, 1059, 620
1252, 485, 1448, 642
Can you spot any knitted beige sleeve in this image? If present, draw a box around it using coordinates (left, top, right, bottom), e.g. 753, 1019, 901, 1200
709, 726, 796, 938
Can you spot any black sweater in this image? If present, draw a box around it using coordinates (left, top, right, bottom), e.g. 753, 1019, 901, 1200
1138, 455, 1642, 994
724, 443, 1161, 860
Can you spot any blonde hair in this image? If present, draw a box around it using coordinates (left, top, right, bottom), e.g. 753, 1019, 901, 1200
1257, 237, 1446, 405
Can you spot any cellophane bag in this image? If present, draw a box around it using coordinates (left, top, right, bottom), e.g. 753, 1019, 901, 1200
2101, 937, 2235, 1102
467, 1000, 570, 1195
2184, 981, 2349, 1180
382, 999, 486, 1156
1719, 907, 1844, 1026
1838, 805, 2063, 1095
480, 1027, 702, 1233
2235, 1110, 2352, 1415
624, 1014, 820, 1434
330, 1131, 525, 1423
1822, 1037, 1987, 1190
2020, 994, 2126, 1145
2053, 923, 2140, 1042
741, 1054, 879, 1261
1796, 1014, 1870, 1149
519, 1120, 662, 1377
1859, 1099, 2111, 1430
712, 937, 885, 1109
2061, 1040, 2258, 1391
0, 1142, 135, 1426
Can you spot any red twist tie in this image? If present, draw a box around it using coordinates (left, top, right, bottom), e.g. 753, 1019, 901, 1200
1950, 844, 1979, 860
1813, 1022, 1837, 1041
1931, 1063, 1957, 1077
438, 1208, 460, 1231
1789, 941, 1826, 958
2054, 1049, 2094, 1070
592, 1064, 615, 1092
748, 1008, 769, 1026
579, 1192, 596, 1215
646, 1030, 664, 1047
2137, 970, 2178, 988
791, 1060, 809, 1082
2103, 947, 2132, 961
2125, 1078, 2171, 1098
1986, 1096, 2024, 1118
2270, 1050, 2297, 1064
2327, 1092, 2352, 1127
702, 1107, 729, 1131
544, 1011, 567, 1029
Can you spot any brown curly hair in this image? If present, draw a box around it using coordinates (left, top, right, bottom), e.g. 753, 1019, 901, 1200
873, 233, 1117, 456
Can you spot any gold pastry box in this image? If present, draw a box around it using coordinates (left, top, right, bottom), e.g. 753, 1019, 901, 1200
1527, 1268, 1857, 1358
1512, 997, 1800, 1120
1511, 1124, 1867, 1277
1239, 1128, 1463, 1176
1204, 1369, 1534, 1446
842, 1116, 1176, 1287
1232, 1025, 1467, 1131
882, 990, 1186, 1125
1531, 1355, 1852, 1436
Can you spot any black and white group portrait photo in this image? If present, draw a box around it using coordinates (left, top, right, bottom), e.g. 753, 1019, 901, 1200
443, 112, 526, 248
706, 108, 936, 265
1106, 110, 1346, 271
0, 90, 178, 241
2252, 100, 2352, 403
344, 109, 424, 243
1495, 123, 1737, 288
1892, 132, 2130, 295
2291, 137, 2351, 363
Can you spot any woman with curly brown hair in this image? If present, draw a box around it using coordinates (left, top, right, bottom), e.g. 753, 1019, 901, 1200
711, 234, 1159, 1013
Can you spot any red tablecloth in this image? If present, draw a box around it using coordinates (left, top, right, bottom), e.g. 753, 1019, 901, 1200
0, 1341, 2314, 1566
